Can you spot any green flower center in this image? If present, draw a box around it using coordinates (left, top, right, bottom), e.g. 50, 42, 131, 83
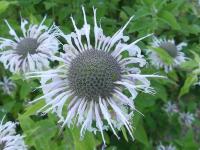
159, 42, 178, 58
16, 38, 39, 56
68, 50, 121, 101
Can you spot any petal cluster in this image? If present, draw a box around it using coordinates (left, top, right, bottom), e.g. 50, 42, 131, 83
0, 17, 59, 73
0, 118, 27, 150
28, 7, 161, 143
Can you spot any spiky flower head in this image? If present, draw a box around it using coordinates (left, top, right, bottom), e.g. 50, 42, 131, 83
29, 7, 161, 144
148, 36, 187, 73
0, 77, 16, 95
0, 117, 27, 150
179, 112, 195, 127
0, 16, 60, 74
163, 101, 178, 115
156, 143, 176, 150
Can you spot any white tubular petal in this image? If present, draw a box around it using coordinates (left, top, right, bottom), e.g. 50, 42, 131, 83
4, 20, 20, 42
38, 92, 67, 112
93, 7, 98, 49
177, 42, 187, 51
30, 86, 67, 104
115, 81, 138, 99
27, 54, 35, 71
70, 17, 85, 51
80, 101, 94, 137
114, 89, 134, 108
62, 98, 81, 127
81, 6, 91, 49
108, 99, 134, 139
112, 34, 152, 58
99, 98, 119, 138
105, 16, 134, 52
77, 99, 87, 125
20, 18, 28, 37
120, 57, 146, 67
94, 102, 105, 144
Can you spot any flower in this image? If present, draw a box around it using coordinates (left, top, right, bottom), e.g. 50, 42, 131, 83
148, 36, 187, 72
0, 117, 27, 150
163, 101, 178, 115
156, 143, 176, 150
28, 7, 162, 144
179, 112, 195, 127
0, 77, 16, 95
0, 16, 60, 74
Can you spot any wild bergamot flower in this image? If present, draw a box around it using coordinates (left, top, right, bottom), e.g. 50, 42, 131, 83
0, 77, 16, 95
179, 112, 195, 127
29, 7, 162, 143
0, 16, 60, 73
0, 117, 27, 150
156, 143, 176, 150
163, 101, 178, 116
148, 36, 187, 72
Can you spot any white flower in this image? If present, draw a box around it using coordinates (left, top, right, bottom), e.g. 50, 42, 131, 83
179, 112, 195, 127
28, 7, 162, 144
157, 143, 176, 150
0, 16, 60, 74
148, 36, 187, 73
163, 101, 178, 115
0, 77, 16, 95
0, 117, 27, 150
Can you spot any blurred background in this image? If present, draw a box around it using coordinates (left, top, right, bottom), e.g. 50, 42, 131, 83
0, 0, 200, 150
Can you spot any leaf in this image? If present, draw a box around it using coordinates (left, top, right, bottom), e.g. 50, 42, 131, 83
179, 75, 198, 98
23, 100, 45, 117
0, 1, 10, 14
175, 129, 199, 150
121, 126, 129, 142
149, 46, 174, 65
158, 10, 181, 30
69, 127, 96, 150
134, 114, 149, 146
18, 115, 58, 150
20, 81, 32, 99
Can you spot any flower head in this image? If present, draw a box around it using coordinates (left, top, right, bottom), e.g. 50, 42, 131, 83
156, 143, 176, 150
29, 7, 161, 143
148, 37, 187, 72
179, 112, 195, 127
0, 117, 27, 150
0, 77, 16, 95
163, 101, 178, 115
0, 16, 60, 74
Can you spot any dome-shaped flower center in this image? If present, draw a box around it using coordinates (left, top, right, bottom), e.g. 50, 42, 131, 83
159, 42, 178, 58
16, 38, 39, 56
68, 50, 121, 101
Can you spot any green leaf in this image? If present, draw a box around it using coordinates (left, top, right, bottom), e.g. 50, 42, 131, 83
18, 115, 58, 150
121, 126, 129, 142
134, 114, 149, 147
0, 1, 10, 14
179, 75, 198, 98
68, 127, 96, 150
23, 100, 45, 117
159, 10, 181, 30
149, 46, 174, 65
20, 81, 32, 99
